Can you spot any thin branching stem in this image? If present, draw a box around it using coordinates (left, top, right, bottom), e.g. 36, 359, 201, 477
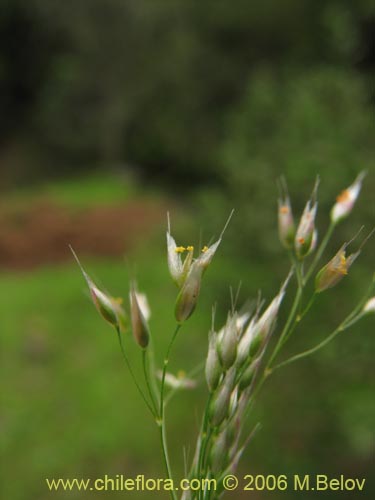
266, 267, 303, 369
142, 349, 158, 415
271, 300, 369, 373
115, 327, 155, 417
158, 324, 182, 500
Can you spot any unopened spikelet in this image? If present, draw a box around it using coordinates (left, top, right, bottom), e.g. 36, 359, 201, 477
331, 171, 366, 224
228, 386, 239, 419
129, 284, 150, 348
218, 312, 238, 369
70, 246, 125, 329
209, 428, 230, 474
205, 330, 222, 392
295, 179, 319, 259
236, 316, 258, 366
363, 297, 375, 314
209, 368, 236, 427
239, 358, 259, 390
278, 179, 295, 248
247, 273, 291, 355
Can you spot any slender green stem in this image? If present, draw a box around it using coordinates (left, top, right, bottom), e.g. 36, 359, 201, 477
267, 278, 303, 369
158, 324, 182, 500
272, 309, 364, 373
115, 328, 155, 417
272, 327, 343, 373
304, 221, 335, 284
148, 337, 161, 406
341, 278, 374, 326
296, 293, 317, 322
159, 324, 182, 418
142, 349, 158, 415
279, 292, 317, 348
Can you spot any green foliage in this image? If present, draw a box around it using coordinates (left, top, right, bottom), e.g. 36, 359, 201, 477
0, 0, 373, 186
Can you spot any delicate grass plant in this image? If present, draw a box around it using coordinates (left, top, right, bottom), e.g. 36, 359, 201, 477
72, 173, 373, 499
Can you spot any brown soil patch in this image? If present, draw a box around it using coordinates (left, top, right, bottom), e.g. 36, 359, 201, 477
0, 199, 165, 270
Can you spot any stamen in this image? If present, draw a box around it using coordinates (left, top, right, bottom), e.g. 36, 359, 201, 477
187, 245, 194, 252
201, 245, 209, 253
280, 206, 289, 214
334, 252, 348, 275
175, 246, 186, 253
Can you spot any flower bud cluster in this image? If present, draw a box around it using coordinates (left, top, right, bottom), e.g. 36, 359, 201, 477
278, 173, 366, 263
203, 276, 290, 478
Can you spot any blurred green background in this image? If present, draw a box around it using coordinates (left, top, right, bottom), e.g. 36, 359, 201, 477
1, 1, 374, 499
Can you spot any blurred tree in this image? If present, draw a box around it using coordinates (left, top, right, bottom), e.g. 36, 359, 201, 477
0, 0, 373, 187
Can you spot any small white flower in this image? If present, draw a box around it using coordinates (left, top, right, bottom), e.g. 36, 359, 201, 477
331, 171, 366, 224
157, 370, 197, 390
170, 210, 234, 322
363, 297, 375, 314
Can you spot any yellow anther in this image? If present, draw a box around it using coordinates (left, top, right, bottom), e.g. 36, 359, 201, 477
338, 252, 348, 275
175, 246, 186, 253
177, 370, 186, 379
186, 245, 194, 252
113, 297, 123, 305
201, 245, 209, 253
